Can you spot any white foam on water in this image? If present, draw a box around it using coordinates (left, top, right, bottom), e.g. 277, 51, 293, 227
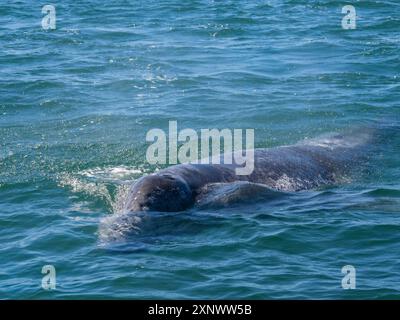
57, 166, 143, 215
58, 174, 113, 204
79, 166, 144, 182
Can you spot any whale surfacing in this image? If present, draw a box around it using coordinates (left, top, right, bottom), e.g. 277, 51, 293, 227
123, 129, 374, 213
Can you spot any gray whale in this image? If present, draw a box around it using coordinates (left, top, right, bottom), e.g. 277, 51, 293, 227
124, 129, 373, 212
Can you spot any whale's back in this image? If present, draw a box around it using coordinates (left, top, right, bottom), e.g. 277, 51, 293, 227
244, 128, 376, 191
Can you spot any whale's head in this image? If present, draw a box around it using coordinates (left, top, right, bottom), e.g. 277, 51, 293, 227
125, 174, 194, 212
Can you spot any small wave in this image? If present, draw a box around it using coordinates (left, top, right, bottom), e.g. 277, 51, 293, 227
363, 188, 400, 198
97, 210, 225, 249
98, 212, 144, 244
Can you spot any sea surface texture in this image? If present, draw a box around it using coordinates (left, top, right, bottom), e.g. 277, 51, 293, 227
0, 0, 399, 299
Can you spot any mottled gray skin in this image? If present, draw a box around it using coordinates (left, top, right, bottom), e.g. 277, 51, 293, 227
125, 131, 371, 212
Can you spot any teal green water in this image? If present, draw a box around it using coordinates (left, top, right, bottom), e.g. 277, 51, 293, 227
1, 0, 399, 299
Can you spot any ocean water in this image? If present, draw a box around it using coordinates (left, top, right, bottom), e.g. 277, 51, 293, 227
1, 0, 399, 299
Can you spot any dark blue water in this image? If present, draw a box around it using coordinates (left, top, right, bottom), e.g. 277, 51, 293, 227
0, 0, 399, 299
